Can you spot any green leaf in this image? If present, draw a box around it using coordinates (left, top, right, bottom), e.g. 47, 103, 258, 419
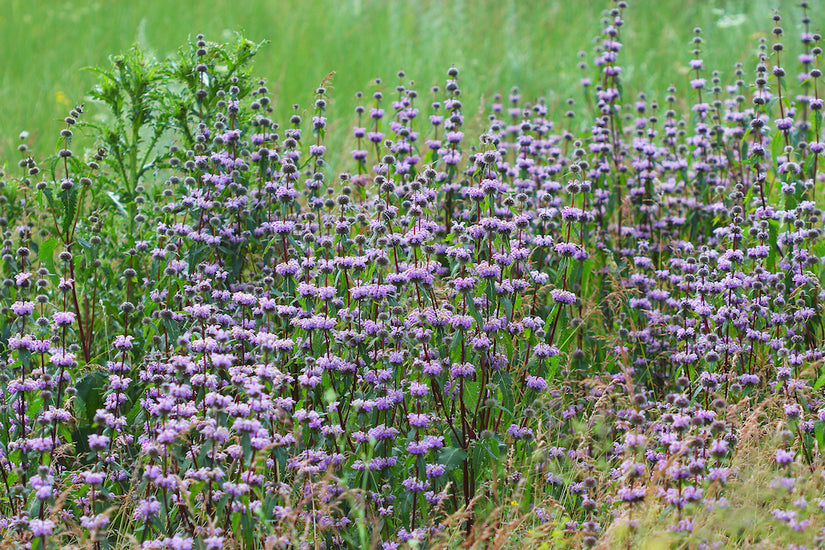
770, 130, 784, 163
742, 154, 761, 167
804, 149, 817, 178
75, 370, 106, 426
465, 378, 481, 411
502, 331, 513, 366
465, 294, 484, 328
241, 514, 255, 547
501, 297, 513, 323
38, 237, 58, 273
438, 446, 468, 472
545, 355, 561, 381
42, 185, 56, 212
581, 257, 593, 299
544, 304, 559, 333
767, 220, 779, 273
813, 372, 825, 391
105, 190, 129, 218
59, 187, 78, 238
492, 370, 515, 420
231, 512, 241, 540
186, 244, 206, 271
449, 332, 463, 364
472, 439, 498, 473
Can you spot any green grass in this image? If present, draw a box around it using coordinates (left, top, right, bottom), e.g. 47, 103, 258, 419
0, 0, 800, 166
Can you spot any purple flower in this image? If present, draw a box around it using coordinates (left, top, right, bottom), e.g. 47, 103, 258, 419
525, 376, 547, 391
407, 413, 430, 428
88, 434, 110, 451
83, 471, 106, 485
49, 351, 75, 367
134, 497, 162, 521
401, 477, 427, 493
15, 272, 32, 287
113, 334, 134, 350
425, 463, 446, 478
367, 424, 399, 441
784, 403, 802, 419
533, 343, 559, 357
507, 424, 533, 440
232, 291, 257, 306
204, 536, 225, 549
450, 362, 475, 378
11, 301, 35, 316
709, 439, 729, 458
166, 535, 194, 550
469, 334, 491, 352
31, 473, 54, 499
618, 486, 646, 503
57, 277, 74, 291
28, 519, 55, 537
79, 513, 110, 531
53, 310, 77, 326
550, 289, 576, 304
775, 448, 795, 466
474, 262, 501, 279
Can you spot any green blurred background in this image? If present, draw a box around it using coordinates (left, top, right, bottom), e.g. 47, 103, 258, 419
0, 0, 807, 165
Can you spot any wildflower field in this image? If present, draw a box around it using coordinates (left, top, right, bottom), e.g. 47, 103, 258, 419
3, 0, 825, 548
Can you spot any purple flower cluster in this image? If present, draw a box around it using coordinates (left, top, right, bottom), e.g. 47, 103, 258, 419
3, 3, 825, 548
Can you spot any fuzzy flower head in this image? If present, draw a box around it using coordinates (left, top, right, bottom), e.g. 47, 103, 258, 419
551, 289, 576, 304
11, 301, 35, 317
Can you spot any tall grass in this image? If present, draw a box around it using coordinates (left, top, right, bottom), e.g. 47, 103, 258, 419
0, 0, 793, 162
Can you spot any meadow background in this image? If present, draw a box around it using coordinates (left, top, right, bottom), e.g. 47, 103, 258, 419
0, 0, 786, 164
